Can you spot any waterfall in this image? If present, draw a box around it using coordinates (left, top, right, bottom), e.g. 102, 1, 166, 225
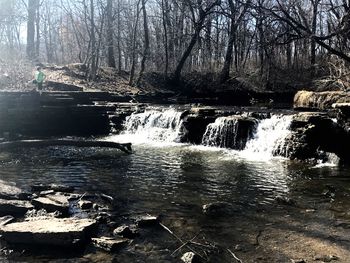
241, 115, 293, 159
202, 116, 257, 150
122, 108, 184, 143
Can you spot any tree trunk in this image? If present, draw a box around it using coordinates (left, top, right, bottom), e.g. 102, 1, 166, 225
136, 0, 150, 86
117, 0, 122, 72
219, 0, 250, 83
173, 27, 200, 84
129, 0, 141, 86
106, 0, 116, 68
161, 0, 169, 76
27, 0, 36, 60
35, 0, 40, 60
89, 0, 97, 80
219, 16, 236, 83
310, 0, 319, 77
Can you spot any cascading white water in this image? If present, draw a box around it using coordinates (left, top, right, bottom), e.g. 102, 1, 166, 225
121, 108, 184, 143
201, 116, 256, 150
202, 117, 239, 148
240, 115, 293, 159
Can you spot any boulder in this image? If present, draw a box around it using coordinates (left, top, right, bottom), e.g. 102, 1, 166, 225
181, 108, 217, 144
0, 218, 96, 247
274, 112, 350, 162
91, 236, 129, 252
0, 199, 34, 216
32, 193, 70, 215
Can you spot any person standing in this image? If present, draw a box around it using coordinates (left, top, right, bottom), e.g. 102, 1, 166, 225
34, 66, 46, 91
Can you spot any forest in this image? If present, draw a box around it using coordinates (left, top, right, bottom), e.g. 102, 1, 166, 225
0, 0, 350, 92
2, 1, 350, 263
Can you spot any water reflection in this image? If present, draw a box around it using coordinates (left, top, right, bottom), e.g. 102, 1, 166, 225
1, 143, 350, 261
0, 144, 300, 212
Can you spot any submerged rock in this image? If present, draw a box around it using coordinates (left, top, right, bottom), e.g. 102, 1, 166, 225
91, 236, 129, 252
136, 215, 159, 227
113, 224, 139, 239
314, 254, 339, 262
31, 184, 75, 193
181, 252, 202, 263
0, 199, 34, 216
78, 200, 93, 210
32, 194, 70, 215
274, 195, 296, 206
0, 216, 14, 226
0, 218, 96, 247
202, 201, 240, 216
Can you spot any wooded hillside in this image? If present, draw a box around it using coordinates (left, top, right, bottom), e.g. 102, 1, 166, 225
0, 0, 349, 90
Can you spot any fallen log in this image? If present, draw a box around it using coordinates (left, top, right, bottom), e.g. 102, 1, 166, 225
0, 139, 132, 154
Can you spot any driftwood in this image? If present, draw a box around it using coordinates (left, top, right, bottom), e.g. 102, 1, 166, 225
0, 140, 132, 154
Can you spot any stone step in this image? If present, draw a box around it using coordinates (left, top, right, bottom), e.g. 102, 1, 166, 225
0, 218, 97, 247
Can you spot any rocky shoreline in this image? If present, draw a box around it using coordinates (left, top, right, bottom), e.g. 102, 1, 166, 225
0, 182, 255, 262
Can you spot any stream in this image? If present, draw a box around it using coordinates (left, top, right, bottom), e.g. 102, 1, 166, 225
1, 106, 350, 262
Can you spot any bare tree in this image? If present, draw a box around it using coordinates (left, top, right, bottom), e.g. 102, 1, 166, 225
173, 0, 220, 83
106, 0, 116, 68
136, 0, 150, 86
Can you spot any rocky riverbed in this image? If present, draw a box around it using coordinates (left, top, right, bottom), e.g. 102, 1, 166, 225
1, 176, 350, 263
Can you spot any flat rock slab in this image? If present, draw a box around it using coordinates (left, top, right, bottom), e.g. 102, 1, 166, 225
32, 194, 69, 214
0, 199, 34, 216
91, 237, 129, 252
0, 218, 96, 247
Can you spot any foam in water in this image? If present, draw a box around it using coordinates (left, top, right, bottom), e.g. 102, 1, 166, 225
240, 115, 293, 160
119, 108, 184, 144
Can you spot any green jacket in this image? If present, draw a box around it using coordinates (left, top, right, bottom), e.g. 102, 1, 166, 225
35, 70, 45, 83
